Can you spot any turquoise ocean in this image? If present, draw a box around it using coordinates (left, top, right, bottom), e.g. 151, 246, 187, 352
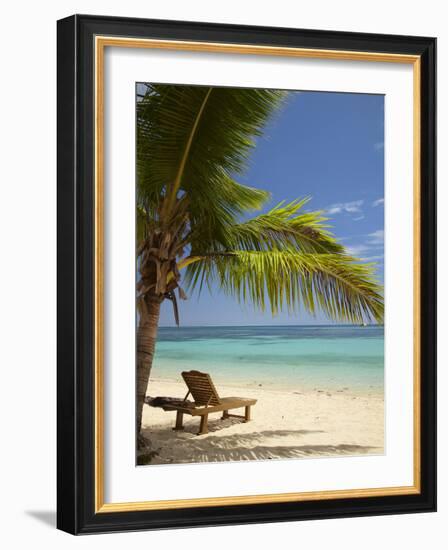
152, 325, 384, 393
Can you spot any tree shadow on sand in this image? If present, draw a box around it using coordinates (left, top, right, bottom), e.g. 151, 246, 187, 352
139, 424, 380, 464
144, 414, 322, 437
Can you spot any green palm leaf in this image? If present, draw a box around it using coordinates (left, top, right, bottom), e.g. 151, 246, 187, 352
137, 84, 285, 221
213, 198, 345, 254
184, 249, 384, 324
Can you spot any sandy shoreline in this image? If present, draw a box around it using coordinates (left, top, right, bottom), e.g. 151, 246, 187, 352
140, 377, 384, 465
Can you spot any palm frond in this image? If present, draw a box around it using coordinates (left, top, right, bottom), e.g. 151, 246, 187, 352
137, 84, 286, 220
187, 171, 271, 251
184, 249, 384, 324
216, 198, 345, 254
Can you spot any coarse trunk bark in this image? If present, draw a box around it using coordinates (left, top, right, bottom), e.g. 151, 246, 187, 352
136, 295, 162, 441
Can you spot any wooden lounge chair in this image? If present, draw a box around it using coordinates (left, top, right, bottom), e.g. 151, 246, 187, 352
161, 370, 257, 435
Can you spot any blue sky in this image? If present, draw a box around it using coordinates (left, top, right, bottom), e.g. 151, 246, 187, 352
159, 90, 384, 326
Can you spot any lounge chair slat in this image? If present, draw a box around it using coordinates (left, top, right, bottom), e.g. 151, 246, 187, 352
181, 370, 221, 406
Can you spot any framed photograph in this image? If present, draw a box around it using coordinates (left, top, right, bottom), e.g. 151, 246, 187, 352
57, 14, 436, 534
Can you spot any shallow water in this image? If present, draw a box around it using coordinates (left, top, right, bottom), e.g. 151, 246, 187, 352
152, 325, 384, 392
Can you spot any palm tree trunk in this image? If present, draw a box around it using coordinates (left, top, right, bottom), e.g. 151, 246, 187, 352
136, 295, 162, 439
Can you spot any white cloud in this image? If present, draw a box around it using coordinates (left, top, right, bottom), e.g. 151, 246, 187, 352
325, 200, 364, 215
344, 230, 384, 259
346, 244, 370, 256
372, 197, 384, 207
374, 141, 384, 151
353, 215, 365, 221
368, 230, 384, 244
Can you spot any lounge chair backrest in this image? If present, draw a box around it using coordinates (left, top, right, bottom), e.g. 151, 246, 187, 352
181, 370, 221, 406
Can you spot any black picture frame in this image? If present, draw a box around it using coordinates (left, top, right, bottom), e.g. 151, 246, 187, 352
57, 14, 436, 535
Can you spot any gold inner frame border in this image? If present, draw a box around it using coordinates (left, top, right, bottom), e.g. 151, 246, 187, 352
94, 36, 421, 513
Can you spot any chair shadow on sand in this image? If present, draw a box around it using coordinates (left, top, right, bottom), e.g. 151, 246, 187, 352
140, 421, 380, 464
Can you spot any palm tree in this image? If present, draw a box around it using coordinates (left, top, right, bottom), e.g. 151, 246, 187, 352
136, 84, 384, 439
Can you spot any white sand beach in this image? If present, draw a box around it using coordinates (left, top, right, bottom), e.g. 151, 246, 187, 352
140, 377, 384, 465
